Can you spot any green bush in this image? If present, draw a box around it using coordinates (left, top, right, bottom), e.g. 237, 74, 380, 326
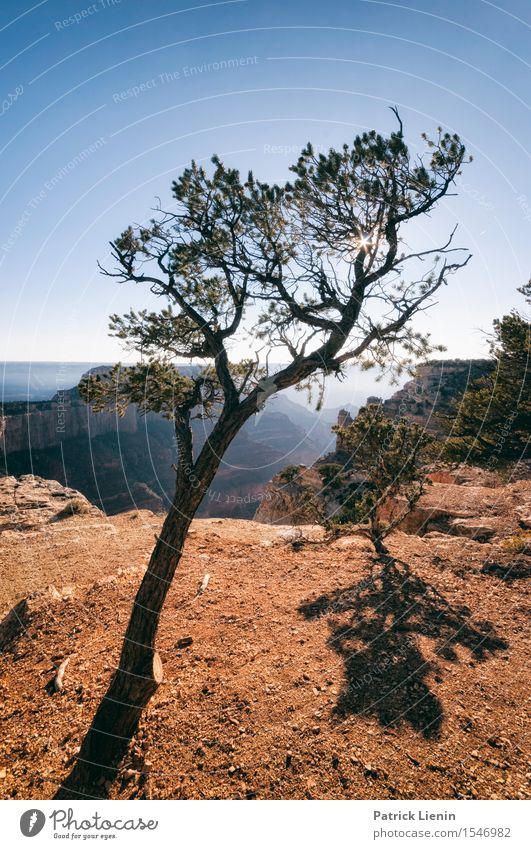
278, 465, 302, 484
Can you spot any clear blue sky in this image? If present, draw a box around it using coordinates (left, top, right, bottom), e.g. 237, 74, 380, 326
1, 0, 530, 392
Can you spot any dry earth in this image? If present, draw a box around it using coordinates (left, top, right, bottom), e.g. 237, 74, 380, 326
0, 475, 529, 800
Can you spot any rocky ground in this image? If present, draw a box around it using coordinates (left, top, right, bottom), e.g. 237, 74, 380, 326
0, 474, 529, 800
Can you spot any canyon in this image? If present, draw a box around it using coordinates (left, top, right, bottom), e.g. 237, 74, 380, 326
1, 358, 492, 520
1, 381, 333, 518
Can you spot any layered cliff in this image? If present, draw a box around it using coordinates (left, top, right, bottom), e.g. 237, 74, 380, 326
0, 474, 101, 532
382, 358, 493, 428
0, 397, 137, 454
333, 358, 493, 454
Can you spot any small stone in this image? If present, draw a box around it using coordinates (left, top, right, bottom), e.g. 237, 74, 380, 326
176, 636, 193, 649
363, 764, 379, 779
123, 769, 138, 780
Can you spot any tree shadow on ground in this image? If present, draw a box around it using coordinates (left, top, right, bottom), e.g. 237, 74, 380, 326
299, 557, 508, 739
481, 557, 531, 583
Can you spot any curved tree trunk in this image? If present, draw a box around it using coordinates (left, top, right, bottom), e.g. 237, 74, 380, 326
55, 405, 252, 799
55, 490, 198, 798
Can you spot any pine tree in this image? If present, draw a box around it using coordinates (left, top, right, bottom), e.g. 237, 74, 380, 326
442, 284, 530, 468
332, 404, 432, 553
57, 113, 470, 798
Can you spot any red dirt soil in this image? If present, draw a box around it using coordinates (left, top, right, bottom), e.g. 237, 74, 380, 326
0, 502, 529, 800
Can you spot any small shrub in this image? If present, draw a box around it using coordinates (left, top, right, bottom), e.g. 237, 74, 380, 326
279, 465, 301, 484
502, 531, 531, 554
70, 497, 91, 514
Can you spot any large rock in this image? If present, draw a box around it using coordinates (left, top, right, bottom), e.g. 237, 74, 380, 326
449, 518, 497, 542
428, 465, 503, 488
0, 475, 100, 532
383, 481, 528, 539
254, 467, 324, 525
516, 506, 531, 530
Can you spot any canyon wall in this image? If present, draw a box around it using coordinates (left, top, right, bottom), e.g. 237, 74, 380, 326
381, 358, 493, 428
335, 358, 492, 453
1, 398, 138, 455
1, 389, 324, 518
1, 359, 495, 520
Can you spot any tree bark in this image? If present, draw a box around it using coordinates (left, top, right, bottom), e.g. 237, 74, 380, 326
55, 405, 252, 799
55, 490, 198, 798
370, 516, 389, 557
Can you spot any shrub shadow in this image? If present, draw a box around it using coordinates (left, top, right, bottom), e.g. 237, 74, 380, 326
299, 557, 508, 738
